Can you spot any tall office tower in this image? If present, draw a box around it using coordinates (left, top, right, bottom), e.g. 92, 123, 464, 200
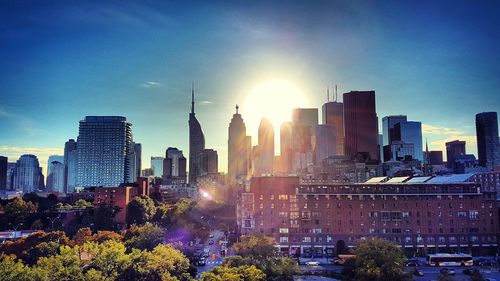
228, 105, 250, 182
312, 124, 336, 163
445, 140, 466, 169
476, 112, 499, 169
76, 116, 133, 187
163, 147, 187, 184
47, 155, 64, 177
201, 149, 218, 174
322, 100, 344, 155
382, 115, 408, 147
46, 161, 65, 193
343, 91, 379, 162
131, 142, 142, 179
423, 151, 444, 165
280, 122, 293, 173
0, 156, 7, 190
6, 163, 15, 190
151, 157, 165, 178
64, 139, 77, 193
292, 108, 318, 126
393, 121, 423, 161
188, 83, 206, 184
12, 154, 43, 193
255, 118, 274, 175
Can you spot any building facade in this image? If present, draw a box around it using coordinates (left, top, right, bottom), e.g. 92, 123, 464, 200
343, 91, 379, 162
312, 124, 337, 164
47, 161, 65, 193
322, 101, 344, 156
64, 139, 78, 193
255, 118, 274, 175
228, 105, 251, 183
76, 116, 133, 187
238, 176, 499, 257
476, 112, 499, 169
163, 147, 187, 184
12, 154, 43, 193
151, 157, 164, 178
188, 84, 206, 185
0, 156, 7, 191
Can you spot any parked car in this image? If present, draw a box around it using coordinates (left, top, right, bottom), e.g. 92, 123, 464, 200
440, 268, 456, 275
331, 258, 343, 265
463, 268, 481, 275
198, 258, 206, 266
209, 234, 214, 238
485, 278, 497, 281
305, 261, 320, 266
208, 240, 214, 245
413, 269, 424, 276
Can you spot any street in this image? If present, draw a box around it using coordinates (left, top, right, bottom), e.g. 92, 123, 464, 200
195, 230, 227, 278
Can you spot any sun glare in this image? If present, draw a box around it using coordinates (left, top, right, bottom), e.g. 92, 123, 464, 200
242, 79, 307, 136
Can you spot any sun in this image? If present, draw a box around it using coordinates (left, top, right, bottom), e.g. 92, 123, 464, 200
242, 79, 307, 136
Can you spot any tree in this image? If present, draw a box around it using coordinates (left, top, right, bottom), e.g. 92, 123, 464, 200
126, 196, 156, 226
35, 245, 86, 281
91, 231, 123, 243
233, 235, 277, 259
94, 204, 119, 231
73, 227, 93, 246
223, 256, 298, 281
124, 223, 165, 251
3, 198, 38, 229
353, 238, 411, 281
469, 269, 486, 281
0, 254, 37, 281
74, 199, 92, 208
437, 273, 456, 281
200, 265, 266, 281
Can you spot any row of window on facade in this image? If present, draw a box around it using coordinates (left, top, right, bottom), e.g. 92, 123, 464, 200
276, 235, 498, 244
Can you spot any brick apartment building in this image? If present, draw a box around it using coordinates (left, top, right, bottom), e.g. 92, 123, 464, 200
94, 177, 150, 226
237, 176, 499, 257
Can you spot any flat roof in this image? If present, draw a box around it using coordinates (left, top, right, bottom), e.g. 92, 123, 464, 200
365, 177, 387, 183
406, 176, 432, 183
426, 174, 475, 184
386, 176, 410, 183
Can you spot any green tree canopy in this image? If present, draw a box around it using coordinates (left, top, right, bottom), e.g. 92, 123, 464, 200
126, 196, 156, 226
353, 238, 411, 281
124, 223, 165, 251
232, 235, 277, 260
200, 265, 265, 281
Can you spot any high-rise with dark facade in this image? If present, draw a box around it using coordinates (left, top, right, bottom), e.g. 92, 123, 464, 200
47, 160, 65, 193
76, 116, 133, 187
228, 105, 251, 182
129, 142, 142, 183
446, 140, 466, 169
322, 100, 344, 156
476, 112, 499, 169
343, 91, 379, 162
255, 118, 274, 175
188, 84, 205, 184
382, 115, 408, 147
0, 156, 7, 190
64, 139, 77, 193
201, 149, 218, 174
393, 121, 423, 161
163, 147, 187, 184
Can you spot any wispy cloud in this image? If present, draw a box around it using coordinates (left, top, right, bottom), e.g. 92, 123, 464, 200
139, 81, 162, 88
200, 100, 213, 105
422, 124, 464, 135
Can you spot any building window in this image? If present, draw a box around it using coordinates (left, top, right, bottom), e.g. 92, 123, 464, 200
469, 210, 479, 219
280, 237, 288, 243
279, 228, 289, 234
303, 237, 311, 243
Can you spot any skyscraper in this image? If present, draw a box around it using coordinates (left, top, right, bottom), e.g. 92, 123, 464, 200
393, 121, 423, 161
445, 140, 466, 169
312, 124, 336, 163
151, 157, 164, 178
292, 108, 318, 126
322, 88, 344, 156
12, 154, 43, 193
163, 147, 187, 184
188, 83, 205, 184
228, 105, 250, 182
255, 118, 274, 175
6, 162, 15, 190
47, 155, 64, 177
201, 149, 218, 174
280, 122, 293, 173
476, 112, 499, 169
46, 160, 65, 193
343, 91, 379, 162
76, 116, 133, 187
382, 115, 408, 147
64, 139, 77, 193
0, 156, 7, 191
129, 142, 142, 183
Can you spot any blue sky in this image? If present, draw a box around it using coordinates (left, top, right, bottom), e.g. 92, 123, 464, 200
1, 0, 499, 173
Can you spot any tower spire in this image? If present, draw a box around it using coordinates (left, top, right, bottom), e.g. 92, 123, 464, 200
191, 82, 195, 114
327, 86, 330, 102
235, 104, 239, 114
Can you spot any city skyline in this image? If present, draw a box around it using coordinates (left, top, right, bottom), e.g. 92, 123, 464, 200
2, 1, 500, 173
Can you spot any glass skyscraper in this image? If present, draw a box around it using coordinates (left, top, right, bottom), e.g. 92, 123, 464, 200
476, 112, 499, 169
76, 116, 133, 187
12, 154, 43, 193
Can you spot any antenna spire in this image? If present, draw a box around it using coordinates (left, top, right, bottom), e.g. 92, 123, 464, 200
335, 84, 338, 102
235, 104, 239, 114
191, 82, 195, 114
327, 86, 330, 102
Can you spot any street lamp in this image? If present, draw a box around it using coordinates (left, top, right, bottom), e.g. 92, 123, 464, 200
46, 216, 58, 230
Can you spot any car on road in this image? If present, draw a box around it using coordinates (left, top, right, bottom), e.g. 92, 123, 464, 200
305, 261, 320, 266
198, 258, 206, 266
209, 234, 214, 238
440, 268, 455, 275
208, 240, 214, 245
485, 278, 497, 281
413, 269, 424, 276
